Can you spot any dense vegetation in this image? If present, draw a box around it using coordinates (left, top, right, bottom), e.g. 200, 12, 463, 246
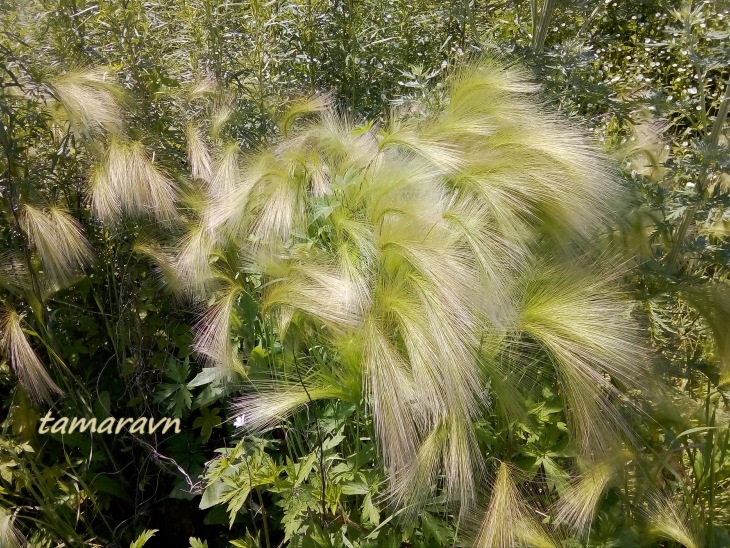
1, 0, 729, 546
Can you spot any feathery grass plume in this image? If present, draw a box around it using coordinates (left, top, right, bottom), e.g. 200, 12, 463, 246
362, 316, 419, 475
553, 459, 618, 536
174, 224, 216, 297
207, 147, 308, 250
443, 195, 521, 314
88, 161, 122, 221
210, 98, 234, 142
473, 462, 557, 548
206, 113, 372, 245
0, 506, 24, 548
204, 155, 257, 241
193, 285, 243, 378
0, 308, 62, 403
132, 239, 184, 293
186, 124, 214, 182
279, 95, 332, 137
645, 491, 699, 548
261, 257, 368, 334
246, 149, 309, 250
515, 261, 648, 456
379, 121, 465, 174
49, 68, 125, 136
475, 327, 535, 425
432, 61, 621, 244
22, 205, 93, 287
209, 142, 241, 195
90, 137, 179, 223
188, 75, 219, 100
183, 76, 230, 139
442, 412, 484, 509
300, 108, 372, 175
374, 252, 486, 508
388, 415, 484, 518
231, 378, 349, 434
390, 423, 447, 511
208, 58, 648, 515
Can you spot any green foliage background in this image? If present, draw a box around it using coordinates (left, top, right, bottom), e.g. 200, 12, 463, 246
0, 0, 729, 546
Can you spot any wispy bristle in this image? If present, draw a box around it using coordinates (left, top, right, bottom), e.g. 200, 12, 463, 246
363, 318, 419, 475
279, 95, 332, 136
133, 240, 183, 292
231, 378, 347, 434
0, 507, 24, 548
22, 205, 93, 287
193, 287, 242, 378
474, 463, 557, 547
50, 68, 125, 136
261, 258, 367, 333
174, 225, 215, 297
210, 143, 240, 194
188, 75, 219, 99
0, 309, 63, 404
645, 491, 699, 548
186, 124, 214, 182
554, 460, 617, 536
90, 138, 179, 223
515, 262, 648, 456
210, 99, 233, 140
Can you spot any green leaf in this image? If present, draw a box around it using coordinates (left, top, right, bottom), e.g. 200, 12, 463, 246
421, 511, 452, 544
188, 367, 223, 388
230, 532, 261, 548
672, 426, 724, 444
295, 452, 317, 486
129, 529, 158, 548
166, 357, 191, 384
193, 407, 222, 443
226, 484, 251, 528
200, 480, 226, 510
92, 475, 131, 503
322, 433, 346, 452
361, 493, 380, 526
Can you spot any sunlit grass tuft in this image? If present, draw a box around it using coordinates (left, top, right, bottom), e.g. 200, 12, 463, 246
0, 506, 24, 548
22, 205, 93, 287
90, 137, 179, 223
0, 308, 62, 404
176, 58, 649, 520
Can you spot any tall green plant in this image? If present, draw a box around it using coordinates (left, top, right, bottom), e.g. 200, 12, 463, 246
172, 59, 656, 543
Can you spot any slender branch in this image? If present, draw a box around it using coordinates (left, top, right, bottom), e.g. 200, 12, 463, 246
534, 0, 557, 52
132, 435, 201, 492
255, 487, 272, 548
